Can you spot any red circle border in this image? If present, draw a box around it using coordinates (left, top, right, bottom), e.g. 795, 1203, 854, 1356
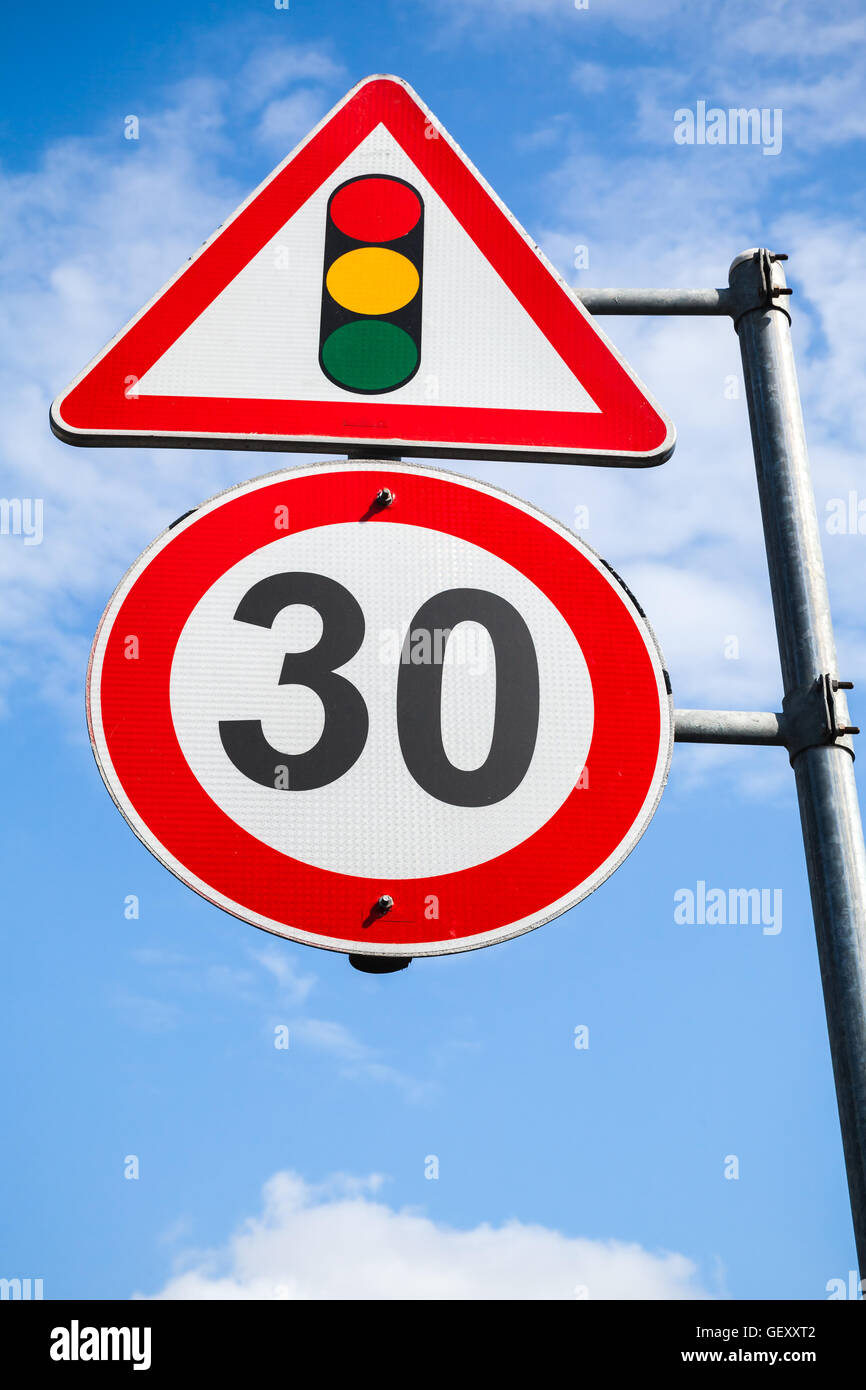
91, 465, 670, 952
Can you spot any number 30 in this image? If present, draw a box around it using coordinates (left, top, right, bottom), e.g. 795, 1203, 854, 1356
219, 573, 539, 807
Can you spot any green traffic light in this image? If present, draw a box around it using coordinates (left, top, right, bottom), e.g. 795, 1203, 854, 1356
320, 320, 418, 392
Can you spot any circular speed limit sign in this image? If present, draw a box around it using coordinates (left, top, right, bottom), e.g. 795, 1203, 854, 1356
88, 462, 673, 958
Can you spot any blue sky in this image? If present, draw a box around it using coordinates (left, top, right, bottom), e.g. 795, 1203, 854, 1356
2, 0, 866, 1299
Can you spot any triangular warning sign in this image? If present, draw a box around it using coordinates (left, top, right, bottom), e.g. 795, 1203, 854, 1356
50, 75, 674, 466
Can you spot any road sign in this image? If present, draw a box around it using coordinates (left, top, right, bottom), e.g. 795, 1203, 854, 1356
87, 461, 673, 958
51, 75, 674, 467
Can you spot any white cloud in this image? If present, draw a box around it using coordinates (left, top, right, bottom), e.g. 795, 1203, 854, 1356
251, 945, 317, 1007
126, 940, 426, 1096
440, 0, 864, 50
256, 89, 333, 151
238, 46, 345, 106
438, 0, 866, 152
246, 950, 428, 1098
514, 116, 571, 153
111, 989, 183, 1034
146, 1170, 712, 1300
440, 0, 579, 17
438, 0, 688, 25
571, 62, 612, 96
729, 7, 866, 60
289, 1017, 432, 1101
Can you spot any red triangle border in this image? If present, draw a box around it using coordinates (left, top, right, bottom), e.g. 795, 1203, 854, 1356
51, 76, 674, 467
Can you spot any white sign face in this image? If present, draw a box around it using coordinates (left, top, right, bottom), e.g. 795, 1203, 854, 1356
170, 520, 593, 879
87, 461, 673, 958
136, 123, 600, 417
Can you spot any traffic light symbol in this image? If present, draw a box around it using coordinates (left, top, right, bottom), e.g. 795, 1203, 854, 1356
319, 175, 424, 394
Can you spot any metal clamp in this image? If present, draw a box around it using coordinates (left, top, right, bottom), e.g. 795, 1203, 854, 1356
730, 248, 793, 330
782, 674, 859, 763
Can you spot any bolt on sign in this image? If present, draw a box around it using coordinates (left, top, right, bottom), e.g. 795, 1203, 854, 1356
86, 463, 674, 960
50, 75, 674, 466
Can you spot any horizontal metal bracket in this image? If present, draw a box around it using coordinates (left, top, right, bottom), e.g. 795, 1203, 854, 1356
674, 709, 786, 746
574, 252, 794, 323
575, 287, 734, 316
674, 676, 858, 762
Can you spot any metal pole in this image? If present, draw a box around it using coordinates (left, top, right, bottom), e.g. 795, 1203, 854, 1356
730, 248, 866, 1278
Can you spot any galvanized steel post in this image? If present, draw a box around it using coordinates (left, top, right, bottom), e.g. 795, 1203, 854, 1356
730, 248, 866, 1277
